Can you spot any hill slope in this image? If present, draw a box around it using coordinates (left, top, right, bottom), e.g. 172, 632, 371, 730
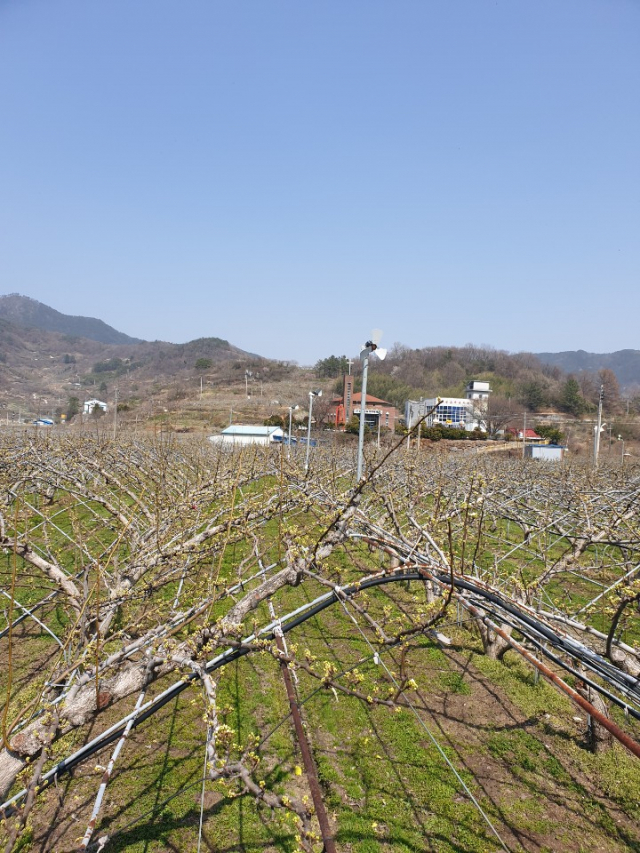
0, 293, 143, 345
0, 313, 267, 422
536, 349, 640, 389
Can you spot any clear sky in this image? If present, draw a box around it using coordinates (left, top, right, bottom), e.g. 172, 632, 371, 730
1, 1, 638, 364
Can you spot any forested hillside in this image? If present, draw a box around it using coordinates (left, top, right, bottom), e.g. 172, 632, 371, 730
319, 345, 638, 416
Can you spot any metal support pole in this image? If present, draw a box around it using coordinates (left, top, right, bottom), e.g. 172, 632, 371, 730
288, 407, 294, 460
273, 630, 337, 853
356, 352, 370, 480
594, 385, 604, 467
305, 394, 313, 472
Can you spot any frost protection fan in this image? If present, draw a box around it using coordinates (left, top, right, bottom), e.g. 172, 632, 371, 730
360, 329, 387, 361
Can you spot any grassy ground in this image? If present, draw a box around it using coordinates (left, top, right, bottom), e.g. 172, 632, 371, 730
15, 598, 640, 853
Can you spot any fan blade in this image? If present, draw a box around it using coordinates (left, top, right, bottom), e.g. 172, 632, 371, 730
371, 328, 383, 345
375, 347, 387, 361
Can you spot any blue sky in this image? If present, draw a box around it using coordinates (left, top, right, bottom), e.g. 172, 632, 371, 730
1, 0, 638, 364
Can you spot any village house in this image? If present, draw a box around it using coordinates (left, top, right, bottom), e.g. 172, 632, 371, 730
505, 427, 544, 442
83, 399, 108, 415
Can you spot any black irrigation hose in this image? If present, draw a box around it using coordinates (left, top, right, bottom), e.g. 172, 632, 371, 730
463, 590, 640, 703
2, 569, 639, 817
467, 593, 639, 702
433, 573, 640, 696
466, 596, 640, 721
2, 573, 421, 815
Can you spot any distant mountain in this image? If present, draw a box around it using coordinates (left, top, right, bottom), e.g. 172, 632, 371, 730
535, 350, 640, 389
0, 293, 143, 345
0, 299, 268, 421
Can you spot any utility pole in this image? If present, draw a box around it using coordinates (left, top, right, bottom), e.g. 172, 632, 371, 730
305, 391, 322, 472
287, 405, 299, 459
593, 385, 604, 467
522, 410, 527, 459
113, 388, 119, 439
355, 339, 387, 479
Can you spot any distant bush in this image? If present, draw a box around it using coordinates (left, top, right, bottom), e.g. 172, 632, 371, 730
66, 396, 80, 420
264, 414, 285, 427
345, 416, 371, 436
195, 358, 213, 370
418, 425, 486, 441
315, 355, 349, 378
534, 423, 565, 444
89, 358, 140, 378
188, 336, 230, 348
93, 357, 124, 373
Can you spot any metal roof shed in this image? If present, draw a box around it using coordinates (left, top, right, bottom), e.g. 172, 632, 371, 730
525, 444, 566, 462
209, 425, 284, 446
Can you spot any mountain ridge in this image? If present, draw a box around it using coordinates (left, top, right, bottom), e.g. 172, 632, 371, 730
0, 293, 143, 346
535, 349, 640, 389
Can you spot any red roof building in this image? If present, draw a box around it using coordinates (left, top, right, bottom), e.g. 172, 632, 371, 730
328, 375, 399, 432
506, 427, 545, 442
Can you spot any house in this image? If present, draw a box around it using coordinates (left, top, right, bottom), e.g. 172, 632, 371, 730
328, 375, 399, 432
405, 380, 491, 432
208, 425, 284, 446
506, 428, 544, 442
83, 399, 108, 415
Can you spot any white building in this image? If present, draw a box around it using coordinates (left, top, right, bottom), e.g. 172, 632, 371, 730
83, 399, 108, 415
208, 425, 284, 446
405, 381, 491, 432
525, 444, 566, 462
